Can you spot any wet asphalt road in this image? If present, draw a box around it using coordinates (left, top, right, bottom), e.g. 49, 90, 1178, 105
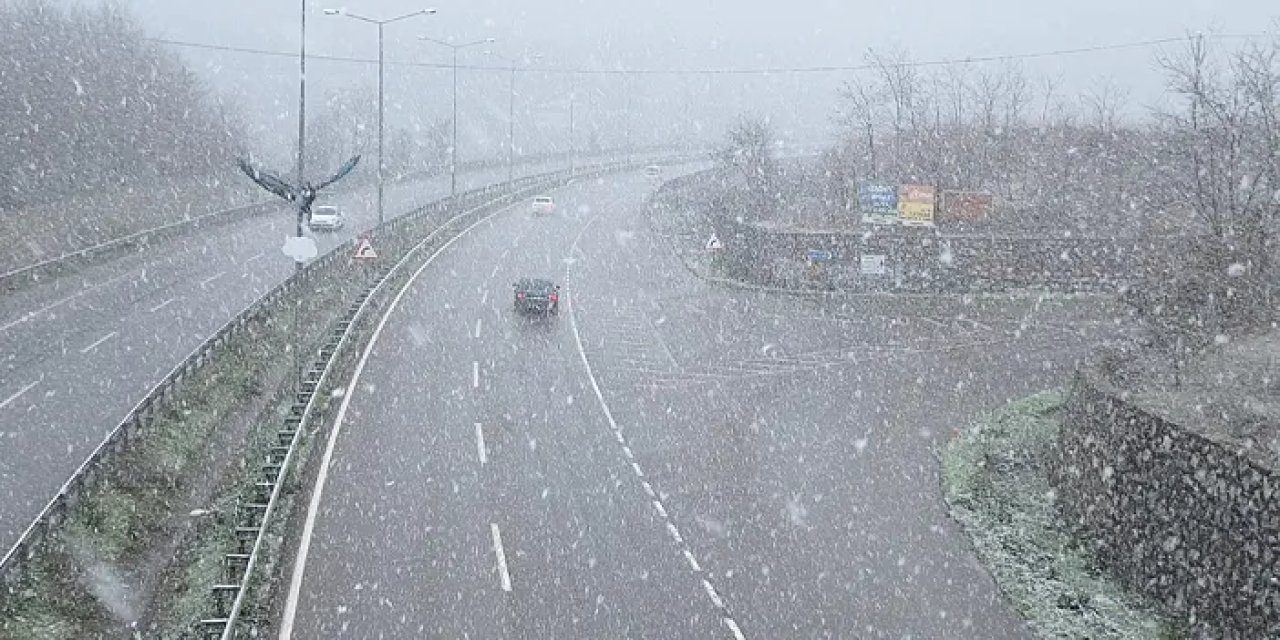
285, 170, 1129, 638
0, 157, 616, 552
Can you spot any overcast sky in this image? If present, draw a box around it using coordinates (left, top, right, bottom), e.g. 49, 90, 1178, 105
123, 0, 1278, 166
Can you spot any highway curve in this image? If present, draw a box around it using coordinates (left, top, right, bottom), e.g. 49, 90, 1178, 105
280, 168, 1129, 638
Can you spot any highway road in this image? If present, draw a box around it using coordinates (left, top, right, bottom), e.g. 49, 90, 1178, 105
0, 156, 636, 552
282, 170, 1130, 638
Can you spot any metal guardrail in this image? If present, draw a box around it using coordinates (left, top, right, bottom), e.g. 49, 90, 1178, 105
203, 157, 692, 639
0, 158, 652, 587
0, 149, 670, 292
0, 156, 693, 629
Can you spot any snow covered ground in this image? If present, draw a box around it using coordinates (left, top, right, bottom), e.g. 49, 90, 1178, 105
941, 390, 1182, 639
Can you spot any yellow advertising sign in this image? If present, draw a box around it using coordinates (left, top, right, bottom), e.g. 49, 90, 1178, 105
897, 184, 936, 226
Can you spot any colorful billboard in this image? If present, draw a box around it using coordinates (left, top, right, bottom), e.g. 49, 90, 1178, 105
859, 184, 898, 225
897, 184, 936, 226
940, 190, 994, 222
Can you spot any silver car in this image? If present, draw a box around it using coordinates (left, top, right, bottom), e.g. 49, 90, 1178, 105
308, 205, 346, 231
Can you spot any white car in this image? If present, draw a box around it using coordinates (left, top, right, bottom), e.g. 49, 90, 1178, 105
644, 165, 663, 180
308, 205, 346, 231
531, 196, 556, 216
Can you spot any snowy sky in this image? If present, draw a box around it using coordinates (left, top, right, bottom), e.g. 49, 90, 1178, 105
123, 0, 1279, 160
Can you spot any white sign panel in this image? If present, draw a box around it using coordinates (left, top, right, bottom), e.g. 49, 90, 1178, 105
282, 236, 318, 262
860, 254, 887, 276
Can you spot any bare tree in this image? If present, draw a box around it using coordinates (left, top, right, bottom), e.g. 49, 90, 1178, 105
838, 79, 882, 180
714, 115, 780, 217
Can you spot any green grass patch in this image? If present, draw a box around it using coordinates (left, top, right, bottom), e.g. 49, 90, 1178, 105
942, 390, 1184, 639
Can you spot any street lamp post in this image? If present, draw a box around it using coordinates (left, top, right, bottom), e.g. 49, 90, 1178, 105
485, 51, 542, 185
419, 36, 495, 198
324, 7, 436, 227
569, 72, 576, 176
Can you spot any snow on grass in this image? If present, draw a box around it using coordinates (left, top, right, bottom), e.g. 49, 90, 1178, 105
942, 390, 1184, 639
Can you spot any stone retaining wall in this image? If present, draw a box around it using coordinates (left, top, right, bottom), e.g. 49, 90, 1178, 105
716, 218, 1185, 293
1049, 373, 1280, 637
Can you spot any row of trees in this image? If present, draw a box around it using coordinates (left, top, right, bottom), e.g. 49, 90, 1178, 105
713, 33, 1280, 376
1127, 36, 1280, 379
0, 0, 244, 207
823, 49, 1189, 236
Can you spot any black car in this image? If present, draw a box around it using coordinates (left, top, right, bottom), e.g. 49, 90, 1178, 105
513, 278, 560, 315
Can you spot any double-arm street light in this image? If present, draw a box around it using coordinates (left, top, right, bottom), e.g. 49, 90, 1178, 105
418, 35, 495, 198
324, 7, 436, 226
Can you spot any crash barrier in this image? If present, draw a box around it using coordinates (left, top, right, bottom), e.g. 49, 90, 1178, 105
653, 169, 1189, 294
1050, 370, 1280, 638
0, 157, 686, 602
198, 156, 693, 639
0, 148, 674, 294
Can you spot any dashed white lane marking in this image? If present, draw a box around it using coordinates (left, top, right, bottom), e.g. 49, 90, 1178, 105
490, 523, 513, 592
0, 380, 39, 411
475, 422, 488, 465
702, 579, 725, 608
149, 298, 177, 313
566, 214, 745, 638
200, 271, 225, 288
280, 193, 532, 640
683, 548, 702, 572
501, 249, 510, 259
244, 252, 266, 265
489, 264, 501, 279
79, 331, 118, 354
724, 617, 747, 640
480, 289, 489, 305
0, 271, 133, 333
472, 361, 480, 388
474, 318, 483, 339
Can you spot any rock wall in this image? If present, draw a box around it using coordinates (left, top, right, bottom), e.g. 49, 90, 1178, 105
715, 218, 1185, 293
1049, 373, 1280, 637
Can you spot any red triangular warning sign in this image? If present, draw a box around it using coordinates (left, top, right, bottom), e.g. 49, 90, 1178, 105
352, 237, 378, 260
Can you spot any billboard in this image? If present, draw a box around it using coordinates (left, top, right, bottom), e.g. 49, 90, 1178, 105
858, 184, 898, 225
897, 184, 936, 226
940, 190, 994, 222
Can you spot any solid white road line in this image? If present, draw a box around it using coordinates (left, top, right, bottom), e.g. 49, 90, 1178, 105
79, 331, 118, 354
149, 298, 177, 313
472, 361, 480, 388
491, 523, 513, 592
0, 380, 40, 411
475, 422, 488, 465
279, 197, 523, 640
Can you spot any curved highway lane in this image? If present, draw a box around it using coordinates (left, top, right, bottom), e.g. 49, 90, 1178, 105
281, 169, 1129, 638
0, 156, 642, 552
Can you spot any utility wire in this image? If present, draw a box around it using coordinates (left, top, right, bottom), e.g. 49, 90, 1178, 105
145, 32, 1268, 76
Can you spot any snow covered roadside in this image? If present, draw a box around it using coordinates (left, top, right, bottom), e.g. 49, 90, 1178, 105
941, 391, 1183, 639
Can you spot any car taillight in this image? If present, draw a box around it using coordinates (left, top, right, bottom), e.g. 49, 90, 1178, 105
548, 293, 559, 302
516, 292, 526, 299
